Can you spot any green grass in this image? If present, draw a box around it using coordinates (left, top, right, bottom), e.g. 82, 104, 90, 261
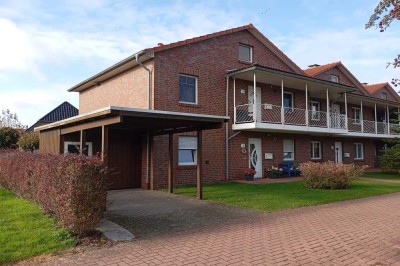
0, 188, 75, 265
363, 172, 400, 180
173, 180, 400, 212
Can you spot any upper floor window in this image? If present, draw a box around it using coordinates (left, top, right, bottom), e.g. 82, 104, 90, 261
309, 101, 320, 120
381, 92, 388, 100
283, 92, 294, 112
178, 136, 197, 165
179, 75, 197, 104
331, 75, 339, 83
353, 107, 361, 124
239, 44, 252, 63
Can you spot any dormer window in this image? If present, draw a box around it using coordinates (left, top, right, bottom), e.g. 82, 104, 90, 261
239, 44, 252, 63
381, 92, 388, 100
331, 75, 339, 83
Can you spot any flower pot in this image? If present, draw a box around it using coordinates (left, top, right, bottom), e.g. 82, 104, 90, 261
244, 174, 254, 181
266, 171, 281, 179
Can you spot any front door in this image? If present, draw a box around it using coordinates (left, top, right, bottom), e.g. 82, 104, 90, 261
248, 138, 262, 178
334, 141, 343, 164
331, 104, 341, 128
248, 86, 261, 121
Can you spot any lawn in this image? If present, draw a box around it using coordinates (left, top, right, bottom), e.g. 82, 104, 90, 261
173, 180, 400, 212
0, 188, 75, 265
363, 172, 400, 180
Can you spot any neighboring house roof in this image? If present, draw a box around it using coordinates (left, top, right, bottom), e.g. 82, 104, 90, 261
364, 82, 400, 102
68, 24, 304, 92
27, 102, 78, 131
303, 61, 370, 96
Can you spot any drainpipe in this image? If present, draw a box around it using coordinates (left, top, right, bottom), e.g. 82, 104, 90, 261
135, 52, 153, 187
226, 77, 229, 181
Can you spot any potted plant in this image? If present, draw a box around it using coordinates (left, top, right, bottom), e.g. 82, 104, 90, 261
244, 168, 257, 181
266, 166, 282, 179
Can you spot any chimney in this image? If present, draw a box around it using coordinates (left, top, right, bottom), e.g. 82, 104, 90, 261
157, 43, 164, 46
308, 64, 320, 68
362, 82, 368, 85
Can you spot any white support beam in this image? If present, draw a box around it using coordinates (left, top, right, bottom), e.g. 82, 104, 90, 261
344, 92, 348, 130
360, 100, 364, 133
387, 105, 390, 134
253, 72, 257, 122
281, 79, 284, 125
326, 89, 330, 128
305, 84, 309, 127
375, 103, 378, 134
233, 78, 236, 124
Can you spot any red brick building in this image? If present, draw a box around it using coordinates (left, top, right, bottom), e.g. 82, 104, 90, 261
36, 24, 400, 190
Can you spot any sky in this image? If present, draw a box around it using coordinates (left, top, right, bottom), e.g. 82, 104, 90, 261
1, 0, 400, 126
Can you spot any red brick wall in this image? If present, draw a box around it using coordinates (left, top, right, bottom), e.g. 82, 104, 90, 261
79, 60, 154, 114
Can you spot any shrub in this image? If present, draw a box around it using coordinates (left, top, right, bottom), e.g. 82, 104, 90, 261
0, 127, 20, 148
17, 132, 39, 151
300, 161, 364, 189
380, 144, 400, 173
0, 150, 107, 235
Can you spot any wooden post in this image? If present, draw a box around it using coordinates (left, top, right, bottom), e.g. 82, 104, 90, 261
281, 79, 284, 125
233, 78, 236, 124
360, 100, 364, 133
197, 130, 203, 200
80, 129, 86, 155
168, 133, 173, 194
253, 72, 257, 122
375, 103, 378, 134
344, 92, 348, 130
101, 125, 108, 163
305, 84, 309, 126
326, 89, 330, 128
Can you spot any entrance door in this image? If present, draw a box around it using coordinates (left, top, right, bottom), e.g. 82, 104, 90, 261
248, 86, 261, 121
334, 141, 343, 164
248, 138, 262, 178
331, 104, 341, 128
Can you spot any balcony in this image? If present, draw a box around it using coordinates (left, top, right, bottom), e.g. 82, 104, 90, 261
234, 103, 399, 137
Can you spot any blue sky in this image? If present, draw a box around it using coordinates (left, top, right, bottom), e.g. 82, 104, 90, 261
1, 0, 399, 126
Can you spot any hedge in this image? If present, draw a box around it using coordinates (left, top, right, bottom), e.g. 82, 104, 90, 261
0, 150, 108, 235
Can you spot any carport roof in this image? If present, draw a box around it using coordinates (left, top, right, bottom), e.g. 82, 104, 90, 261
34, 106, 229, 135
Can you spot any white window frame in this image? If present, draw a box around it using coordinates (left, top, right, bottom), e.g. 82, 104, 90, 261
178, 136, 198, 166
309, 101, 320, 121
355, 143, 364, 160
283, 139, 295, 161
179, 74, 198, 105
381, 92, 388, 100
331, 74, 339, 83
353, 107, 361, 124
283, 92, 294, 113
64, 141, 93, 156
239, 44, 252, 63
310, 141, 322, 160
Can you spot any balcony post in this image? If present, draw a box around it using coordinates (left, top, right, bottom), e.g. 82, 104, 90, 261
233, 78, 236, 124
374, 103, 378, 134
344, 92, 348, 130
305, 84, 309, 126
326, 89, 330, 128
387, 105, 390, 134
253, 72, 257, 122
281, 79, 284, 125
360, 100, 364, 133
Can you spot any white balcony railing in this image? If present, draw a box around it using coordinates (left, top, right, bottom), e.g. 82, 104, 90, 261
235, 103, 399, 136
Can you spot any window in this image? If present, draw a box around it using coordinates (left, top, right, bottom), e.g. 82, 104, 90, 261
331, 75, 339, 83
283, 92, 294, 112
283, 139, 294, 161
178, 136, 197, 165
64, 141, 93, 156
179, 75, 197, 104
309, 101, 320, 120
353, 107, 361, 124
310, 141, 322, 160
239, 44, 252, 62
355, 143, 364, 160
381, 92, 388, 100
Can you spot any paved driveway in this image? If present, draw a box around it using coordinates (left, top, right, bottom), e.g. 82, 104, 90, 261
35, 191, 400, 265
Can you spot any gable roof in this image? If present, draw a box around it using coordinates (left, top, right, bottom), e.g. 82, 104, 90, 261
364, 82, 400, 101
145, 23, 304, 74
27, 101, 78, 131
303, 61, 369, 96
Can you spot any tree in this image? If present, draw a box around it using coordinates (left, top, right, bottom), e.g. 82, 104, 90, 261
366, 0, 400, 86
17, 132, 39, 152
0, 127, 20, 148
0, 109, 27, 129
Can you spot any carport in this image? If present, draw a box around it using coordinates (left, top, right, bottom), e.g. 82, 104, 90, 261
35, 106, 229, 199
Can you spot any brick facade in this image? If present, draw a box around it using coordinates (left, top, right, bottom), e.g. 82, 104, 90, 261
74, 27, 395, 189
